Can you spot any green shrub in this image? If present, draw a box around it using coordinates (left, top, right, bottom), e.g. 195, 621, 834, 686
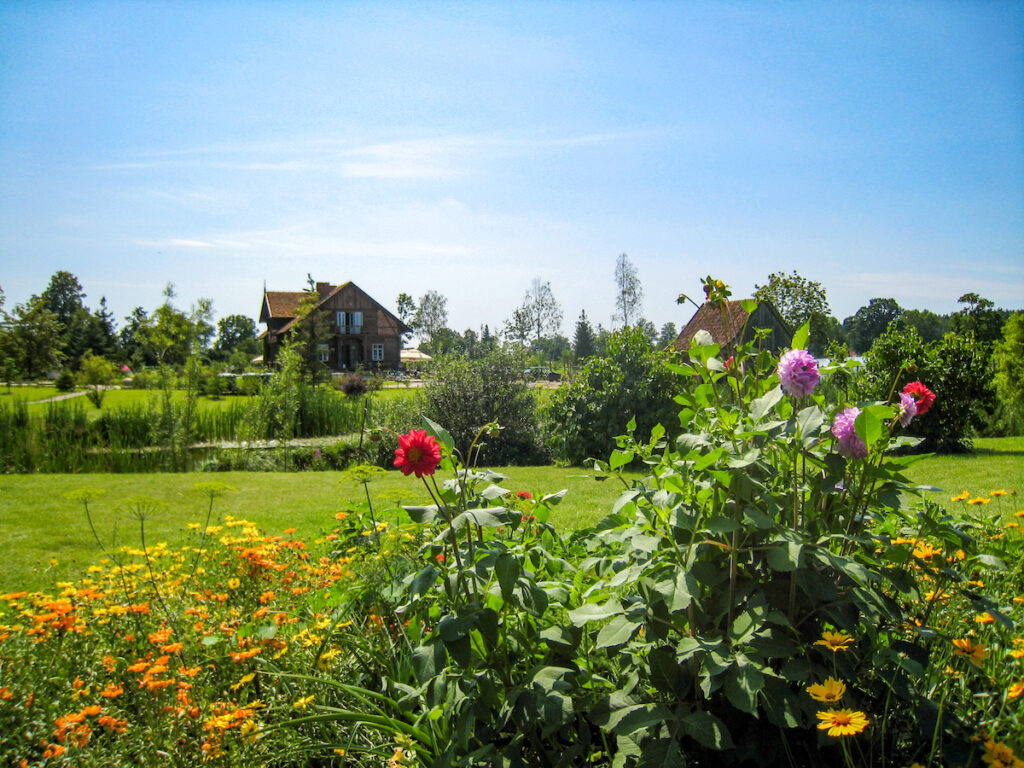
422, 349, 547, 465
857, 324, 993, 452
546, 326, 678, 464
54, 368, 75, 391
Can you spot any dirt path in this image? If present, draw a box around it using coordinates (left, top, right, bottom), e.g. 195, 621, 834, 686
26, 390, 89, 404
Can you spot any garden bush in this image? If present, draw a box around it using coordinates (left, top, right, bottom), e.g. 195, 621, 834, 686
856, 324, 993, 452
421, 348, 547, 465
546, 325, 678, 464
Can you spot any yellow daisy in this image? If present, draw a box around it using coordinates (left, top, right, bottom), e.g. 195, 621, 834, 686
968, 497, 991, 506
1008, 682, 1023, 700
952, 637, 989, 664
951, 491, 970, 502
806, 677, 846, 703
815, 708, 869, 737
814, 630, 855, 652
982, 739, 1021, 768
990, 489, 1007, 497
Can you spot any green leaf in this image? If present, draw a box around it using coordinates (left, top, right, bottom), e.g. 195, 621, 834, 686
404, 505, 439, 524
638, 738, 685, 768
479, 484, 510, 500
671, 570, 699, 613
741, 298, 758, 314
540, 489, 568, 506
410, 565, 439, 597
854, 408, 883, 448
421, 416, 455, 453
200, 634, 222, 646
450, 508, 508, 530
682, 711, 733, 750
724, 662, 765, 715
568, 599, 622, 626
605, 704, 674, 737
766, 541, 803, 572
791, 322, 810, 351
610, 449, 635, 470
750, 386, 783, 422
495, 554, 519, 601
597, 615, 641, 648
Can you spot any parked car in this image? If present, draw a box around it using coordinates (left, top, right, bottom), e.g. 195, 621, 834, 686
523, 367, 562, 382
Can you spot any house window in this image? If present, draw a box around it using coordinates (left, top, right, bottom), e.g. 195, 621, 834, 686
371, 343, 384, 362
336, 311, 363, 334
317, 344, 330, 363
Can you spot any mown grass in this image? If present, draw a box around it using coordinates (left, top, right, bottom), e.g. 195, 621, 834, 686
2, 436, 1019, 593
0, 385, 66, 403
0, 465, 639, 592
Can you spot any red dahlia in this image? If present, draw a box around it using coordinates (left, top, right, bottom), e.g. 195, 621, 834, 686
394, 429, 442, 478
902, 381, 936, 416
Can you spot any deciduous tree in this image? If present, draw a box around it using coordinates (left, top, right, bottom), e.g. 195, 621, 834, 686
613, 253, 643, 328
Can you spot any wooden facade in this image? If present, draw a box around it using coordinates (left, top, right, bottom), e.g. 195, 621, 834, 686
259, 282, 410, 371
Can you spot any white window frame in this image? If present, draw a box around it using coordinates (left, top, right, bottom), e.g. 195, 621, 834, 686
317, 344, 330, 363
335, 311, 346, 332
371, 343, 384, 362
349, 311, 363, 334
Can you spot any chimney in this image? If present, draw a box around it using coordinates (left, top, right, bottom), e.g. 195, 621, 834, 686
316, 282, 332, 296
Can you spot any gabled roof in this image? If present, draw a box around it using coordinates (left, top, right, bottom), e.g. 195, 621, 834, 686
262, 291, 306, 320
675, 300, 751, 352
263, 281, 411, 336
674, 298, 792, 354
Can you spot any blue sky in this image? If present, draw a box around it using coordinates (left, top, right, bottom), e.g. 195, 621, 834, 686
1, 1, 1022, 338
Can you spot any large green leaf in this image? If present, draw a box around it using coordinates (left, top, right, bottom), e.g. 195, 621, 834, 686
597, 615, 641, 648
421, 415, 454, 453
724, 661, 765, 715
604, 703, 674, 737
568, 599, 622, 626
682, 711, 733, 750
791, 322, 810, 351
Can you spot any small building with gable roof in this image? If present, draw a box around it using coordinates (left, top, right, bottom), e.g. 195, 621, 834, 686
674, 299, 791, 357
259, 282, 411, 371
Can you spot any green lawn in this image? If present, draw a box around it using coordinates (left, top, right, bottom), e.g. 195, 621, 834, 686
0, 465, 638, 592
2, 436, 1020, 594
0, 385, 66, 403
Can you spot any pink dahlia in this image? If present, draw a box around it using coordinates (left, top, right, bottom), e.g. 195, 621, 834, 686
898, 392, 917, 427
831, 407, 868, 459
778, 349, 820, 397
902, 381, 935, 416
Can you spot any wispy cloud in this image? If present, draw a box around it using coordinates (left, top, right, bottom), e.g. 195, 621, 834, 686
92, 130, 648, 179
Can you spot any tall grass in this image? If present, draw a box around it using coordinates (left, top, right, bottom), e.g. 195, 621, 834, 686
0, 379, 363, 474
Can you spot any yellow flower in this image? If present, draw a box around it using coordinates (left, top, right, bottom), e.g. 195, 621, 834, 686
292, 695, 315, 710
230, 672, 255, 691
815, 708, 869, 737
227, 578, 241, 590
807, 677, 846, 703
1008, 682, 1024, 700
990, 489, 1007, 497
975, 613, 996, 624
982, 739, 1022, 768
814, 630, 855, 652
952, 637, 989, 664
951, 491, 970, 502
968, 497, 991, 506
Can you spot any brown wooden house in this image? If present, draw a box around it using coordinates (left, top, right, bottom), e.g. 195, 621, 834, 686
259, 282, 411, 371
674, 299, 791, 356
